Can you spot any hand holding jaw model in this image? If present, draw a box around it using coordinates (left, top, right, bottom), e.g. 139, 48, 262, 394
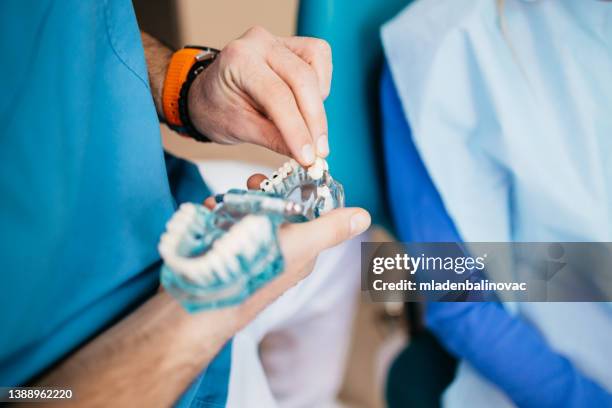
158, 158, 345, 311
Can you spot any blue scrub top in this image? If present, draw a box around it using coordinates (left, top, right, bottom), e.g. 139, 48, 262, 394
0, 1, 230, 403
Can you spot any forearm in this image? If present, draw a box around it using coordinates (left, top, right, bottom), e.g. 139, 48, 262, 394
34, 265, 303, 407
141, 31, 173, 118
37, 291, 238, 407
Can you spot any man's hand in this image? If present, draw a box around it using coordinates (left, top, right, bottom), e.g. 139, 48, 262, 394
188, 27, 333, 166
205, 174, 370, 318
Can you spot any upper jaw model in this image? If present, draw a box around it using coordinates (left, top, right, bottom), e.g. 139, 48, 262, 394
158, 158, 344, 312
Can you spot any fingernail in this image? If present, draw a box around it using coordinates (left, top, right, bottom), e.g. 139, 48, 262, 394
301, 144, 315, 165
317, 134, 329, 156
350, 212, 370, 236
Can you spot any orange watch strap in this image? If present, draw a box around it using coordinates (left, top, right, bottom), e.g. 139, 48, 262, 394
162, 48, 203, 127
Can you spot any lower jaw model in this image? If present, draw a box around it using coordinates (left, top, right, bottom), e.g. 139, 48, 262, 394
158, 158, 344, 312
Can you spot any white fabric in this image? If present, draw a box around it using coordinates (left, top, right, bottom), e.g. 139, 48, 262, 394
198, 160, 362, 408
382, 0, 612, 406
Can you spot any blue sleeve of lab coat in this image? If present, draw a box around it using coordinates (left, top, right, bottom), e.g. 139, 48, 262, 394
380, 63, 612, 408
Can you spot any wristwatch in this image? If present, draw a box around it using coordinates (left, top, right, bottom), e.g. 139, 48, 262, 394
162, 46, 220, 142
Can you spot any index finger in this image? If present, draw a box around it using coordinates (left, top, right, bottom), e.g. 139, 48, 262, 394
242, 67, 315, 166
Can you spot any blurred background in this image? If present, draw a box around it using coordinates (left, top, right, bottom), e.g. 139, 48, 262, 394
133, 1, 406, 407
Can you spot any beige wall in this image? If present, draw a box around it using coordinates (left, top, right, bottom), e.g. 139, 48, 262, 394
162, 0, 299, 169
176, 0, 298, 48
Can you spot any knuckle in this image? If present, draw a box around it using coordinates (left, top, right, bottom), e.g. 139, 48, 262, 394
246, 25, 269, 38
286, 62, 318, 92
222, 40, 249, 62
294, 73, 317, 95
269, 82, 292, 104
311, 38, 332, 58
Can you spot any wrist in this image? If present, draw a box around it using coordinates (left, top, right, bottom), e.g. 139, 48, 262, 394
141, 32, 173, 118
161, 46, 219, 142
160, 291, 239, 350
153, 55, 171, 118
185, 68, 212, 138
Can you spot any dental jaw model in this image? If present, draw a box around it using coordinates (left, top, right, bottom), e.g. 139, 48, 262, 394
259, 157, 344, 219
158, 158, 344, 312
159, 204, 284, 312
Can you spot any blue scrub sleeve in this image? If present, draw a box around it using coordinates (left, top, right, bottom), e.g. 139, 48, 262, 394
380, 63, 612, 408
0, 1, 230, 404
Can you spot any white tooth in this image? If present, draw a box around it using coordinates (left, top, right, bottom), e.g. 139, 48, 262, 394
166, 218, 189, 234
181, 263, 201, 281
199, 263, 216, 284
254, 216, 271, 241
232, 225, 259, 257
313, 157, 329, 174
240, 218, 261, 257
260, 179, 274, 192
270, 171, 281, 180
289, 159, 299, 170
169, 257, 190, 275
279, 166, 289, 178
177, 208, 196, 221
215, 228, 245, 270
170, 212, 194, 227
242, 238, 257, 258
321, 158, 329, 171
317, 185, 331, 197
271, 172, 283, 186
240, 215, 269, 249
166, 216, 183, 229
168, 213, 185, 226
215, 244, 239, 275
283, 162, 293, 173
204, 252, 227, 281
307, 163, 324, 180
317, 186, 334, 214
179, 202, 196, 213
222, 231, 242, 254
234, 217, 250, 234
158, 242, 172, 259
160, 233, 179, 248
159, 232, 174, 244
240, 216, 258, 238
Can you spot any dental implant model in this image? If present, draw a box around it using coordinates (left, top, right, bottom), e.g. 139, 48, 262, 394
259, 157, 344, 219
158, 158, 344, 312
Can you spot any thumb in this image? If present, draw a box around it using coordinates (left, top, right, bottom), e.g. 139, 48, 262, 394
280, 207, 371, 261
